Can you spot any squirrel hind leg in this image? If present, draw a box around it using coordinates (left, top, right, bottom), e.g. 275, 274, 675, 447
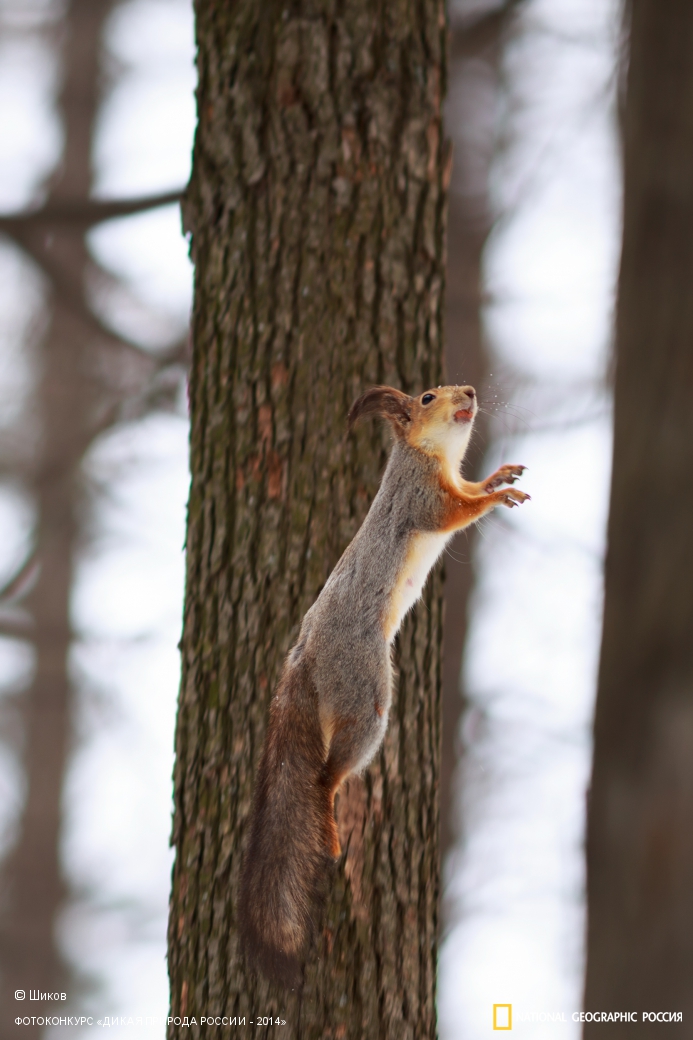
326, 796, 342, 859
320, 764, 346, 859
321, 721, 371, 859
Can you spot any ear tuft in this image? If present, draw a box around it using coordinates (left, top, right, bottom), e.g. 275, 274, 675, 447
347, 386, 412, 434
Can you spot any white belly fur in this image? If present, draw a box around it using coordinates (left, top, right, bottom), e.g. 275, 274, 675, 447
384, 530, 451, 641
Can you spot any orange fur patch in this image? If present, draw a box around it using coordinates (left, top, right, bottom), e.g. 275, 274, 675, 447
437, 485, 500, 533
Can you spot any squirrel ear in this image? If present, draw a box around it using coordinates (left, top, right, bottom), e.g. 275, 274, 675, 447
347, 386, 412, 434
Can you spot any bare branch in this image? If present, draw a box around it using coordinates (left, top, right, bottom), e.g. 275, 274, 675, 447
0, 189, 185, 231
85, 344, 189, 442
4, 226, 179, 367
0, 551, 39, 604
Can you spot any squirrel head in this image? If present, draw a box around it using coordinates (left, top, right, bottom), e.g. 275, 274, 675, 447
348, 384, 477, 479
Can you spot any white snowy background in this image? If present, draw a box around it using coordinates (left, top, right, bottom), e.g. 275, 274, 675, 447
0, 0, 620, 1035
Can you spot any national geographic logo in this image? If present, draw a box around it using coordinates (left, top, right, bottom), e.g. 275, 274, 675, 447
493, 1005, 512, 1030
492, 1005, 683, 1028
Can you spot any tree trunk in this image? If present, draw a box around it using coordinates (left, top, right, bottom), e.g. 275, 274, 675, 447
168, 2, 447, 1037
584, 0, 693, 1031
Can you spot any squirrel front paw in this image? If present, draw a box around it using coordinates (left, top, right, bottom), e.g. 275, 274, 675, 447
482, 464, 526, 493
497, 487, 530, 509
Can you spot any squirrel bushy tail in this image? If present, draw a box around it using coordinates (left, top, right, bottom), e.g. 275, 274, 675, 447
238, 659, 336, 987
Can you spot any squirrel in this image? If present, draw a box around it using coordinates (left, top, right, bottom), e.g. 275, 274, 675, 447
237, 383, 529, 986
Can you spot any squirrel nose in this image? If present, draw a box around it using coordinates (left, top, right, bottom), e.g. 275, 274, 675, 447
461, 386, 475, 401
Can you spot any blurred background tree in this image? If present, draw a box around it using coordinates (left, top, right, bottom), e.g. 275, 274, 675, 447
440, 0, 521, 894
585, 0, 693, 1028
0, 0, 190, 1035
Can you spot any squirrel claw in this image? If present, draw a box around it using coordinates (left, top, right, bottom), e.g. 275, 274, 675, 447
499, 488, 530, 508
483, 464, 527, 493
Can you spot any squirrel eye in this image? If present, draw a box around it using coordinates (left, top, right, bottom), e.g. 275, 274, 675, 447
421, 393, 436, 405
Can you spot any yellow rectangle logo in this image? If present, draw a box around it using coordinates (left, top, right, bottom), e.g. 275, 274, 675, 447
493, 1004, 512, 1030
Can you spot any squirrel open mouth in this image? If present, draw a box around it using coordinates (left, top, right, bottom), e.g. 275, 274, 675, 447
453, 408, 474, 423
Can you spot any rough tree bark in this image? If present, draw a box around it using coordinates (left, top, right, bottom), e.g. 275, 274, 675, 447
584, 0, 693, 1031
168, 2, 448, 1037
